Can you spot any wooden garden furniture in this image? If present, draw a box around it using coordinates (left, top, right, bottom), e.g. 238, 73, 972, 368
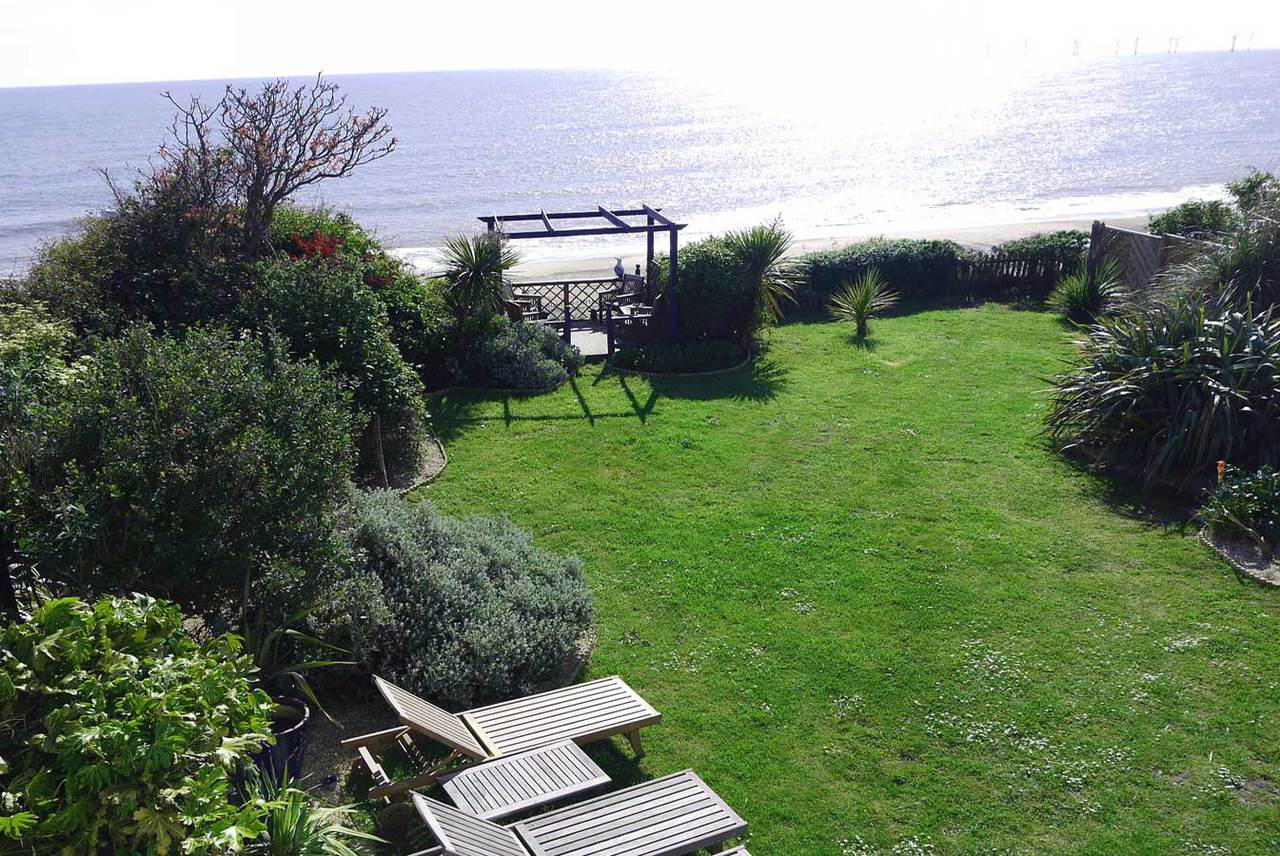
438, 739, 610, 820
410, 769, 747, 856
344, 675, 660, 800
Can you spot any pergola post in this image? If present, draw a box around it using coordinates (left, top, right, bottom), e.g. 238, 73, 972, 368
645, 214, 655, 303
668, 228, 679, 342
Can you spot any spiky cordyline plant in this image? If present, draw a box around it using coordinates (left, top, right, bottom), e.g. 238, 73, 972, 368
440, 231, 521, 326
1048, 259, 1126, 324
725, 219, 800, 338
827, 267, 899, 338
1046, 288, 1280, 490
245, 769, 383, 856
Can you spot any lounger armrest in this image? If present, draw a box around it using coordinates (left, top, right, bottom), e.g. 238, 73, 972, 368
340, 725, 410, 749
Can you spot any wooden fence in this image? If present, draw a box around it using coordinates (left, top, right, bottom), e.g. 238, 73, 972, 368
1086, 220, 1174, 291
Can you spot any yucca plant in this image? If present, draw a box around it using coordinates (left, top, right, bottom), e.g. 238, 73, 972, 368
240, 573, 355, 723
827, 268, 899, 338
725, 219, 800, 342
1046, 289, 1280, 490
245, 769, 383, 856
1048, 259, 1125, 324
440, 232, 521, 326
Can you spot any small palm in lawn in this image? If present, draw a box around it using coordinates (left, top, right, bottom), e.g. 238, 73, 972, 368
441, 232, 521, 325
725, 219, 801, 341
1048, 260, 1125, 324
828, 268, 899, 338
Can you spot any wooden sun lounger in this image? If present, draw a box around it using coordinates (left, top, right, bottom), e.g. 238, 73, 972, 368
412, 769, 747, 856
344, 675, 660, 800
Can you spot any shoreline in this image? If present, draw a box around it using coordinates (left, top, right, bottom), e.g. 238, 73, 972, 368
428, 212, 1152, 282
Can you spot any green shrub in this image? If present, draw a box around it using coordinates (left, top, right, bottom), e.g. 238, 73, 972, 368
448, 316, 583, 389
799, 238, 966, 305
649, 236, 749, 342
991, 230, 1090, 263
248, 256, 425, 420
335, 490, 594, 707
1048, 260, 1126, 324
1148, 200, 1239, 238
1202, 465, 1280, 552
1047, 291, 1280, 489
0, 594, 273, 855
609, 340, 746, 373
1227, 169, 1280, 213
21, 181, 245, 339
827, 267, 899, 338
15, 325, 354, 610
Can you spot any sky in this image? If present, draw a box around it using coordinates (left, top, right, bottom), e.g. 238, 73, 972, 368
2, 0, 1279, 88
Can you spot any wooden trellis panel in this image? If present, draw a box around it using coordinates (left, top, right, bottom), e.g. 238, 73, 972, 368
1088, 221, 1171, 290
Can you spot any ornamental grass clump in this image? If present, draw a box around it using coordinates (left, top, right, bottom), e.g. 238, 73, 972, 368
827, 267, 899, 338
1046, 290, 1280, 490
1048, 260, 1126, 324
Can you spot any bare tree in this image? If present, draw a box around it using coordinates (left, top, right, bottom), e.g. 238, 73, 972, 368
158, 73, 397, 258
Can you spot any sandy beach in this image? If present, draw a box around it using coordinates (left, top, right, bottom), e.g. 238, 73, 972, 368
489, 213, 1150, 282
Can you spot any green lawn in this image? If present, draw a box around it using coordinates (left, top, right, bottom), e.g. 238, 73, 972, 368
417, 305, 1279, 855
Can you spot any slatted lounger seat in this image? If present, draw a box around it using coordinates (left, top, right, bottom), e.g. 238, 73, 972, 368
412, 769, 747, 856
344, 675, 660, 800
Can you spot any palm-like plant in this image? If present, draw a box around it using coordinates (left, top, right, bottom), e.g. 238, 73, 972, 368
827, 268, 899, 338
440, 232, 521, 326
240, 575, 354, 723
245, 769, 383, 856
1048, 259, 1125, 324
725, 219, 800, 341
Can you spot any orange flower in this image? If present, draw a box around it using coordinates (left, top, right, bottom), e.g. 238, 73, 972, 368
1217, 460, 1227, 484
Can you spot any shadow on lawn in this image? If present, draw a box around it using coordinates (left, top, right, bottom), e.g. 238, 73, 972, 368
429, 357, 787, 440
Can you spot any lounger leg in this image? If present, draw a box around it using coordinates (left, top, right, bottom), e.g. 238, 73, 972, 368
625, 729, 645, 758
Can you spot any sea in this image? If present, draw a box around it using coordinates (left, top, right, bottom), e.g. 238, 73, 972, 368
2, 51, 1279, 274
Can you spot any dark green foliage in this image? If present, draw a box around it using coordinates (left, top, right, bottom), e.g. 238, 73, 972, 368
1157, 199, 1280, 309
0, 594, 273, 855
991, 230, 1090, 262
1048, 260, 1126, 324
1227, 169, 1280, 213
334, 490, 594, 707
609, 340, 746, 373
799, 238, 966, 305
1047, 291, 1280, 489
22, 181, 245, 340
15, 325, 354, 609
651, 236, 749, 342
1202, 465, 1280, 551
448, 316, 583, 389
248, 255, 427, 425
1148, 200, 1239, 238
439, 232, 521, 327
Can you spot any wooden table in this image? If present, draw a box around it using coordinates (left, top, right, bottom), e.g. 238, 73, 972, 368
438, 740, 610, 821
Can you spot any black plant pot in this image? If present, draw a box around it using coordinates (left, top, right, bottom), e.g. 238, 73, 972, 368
255, 695, 311, 782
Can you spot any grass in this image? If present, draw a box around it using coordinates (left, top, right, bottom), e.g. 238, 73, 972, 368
416, 305, 1280, 855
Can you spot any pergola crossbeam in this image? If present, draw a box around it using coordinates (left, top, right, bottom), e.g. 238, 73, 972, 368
476, 203, 684, 344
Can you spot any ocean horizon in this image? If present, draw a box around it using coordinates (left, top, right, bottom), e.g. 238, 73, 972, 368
2, 51, 1279, 273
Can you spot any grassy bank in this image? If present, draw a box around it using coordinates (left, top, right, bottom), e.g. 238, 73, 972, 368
418, 305, 1279, 855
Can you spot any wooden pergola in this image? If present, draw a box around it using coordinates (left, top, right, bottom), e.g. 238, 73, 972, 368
478, 205, 686, 340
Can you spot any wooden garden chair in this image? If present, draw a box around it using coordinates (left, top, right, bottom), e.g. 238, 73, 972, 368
344, 675, 660, 800
409, 769, 747, 856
